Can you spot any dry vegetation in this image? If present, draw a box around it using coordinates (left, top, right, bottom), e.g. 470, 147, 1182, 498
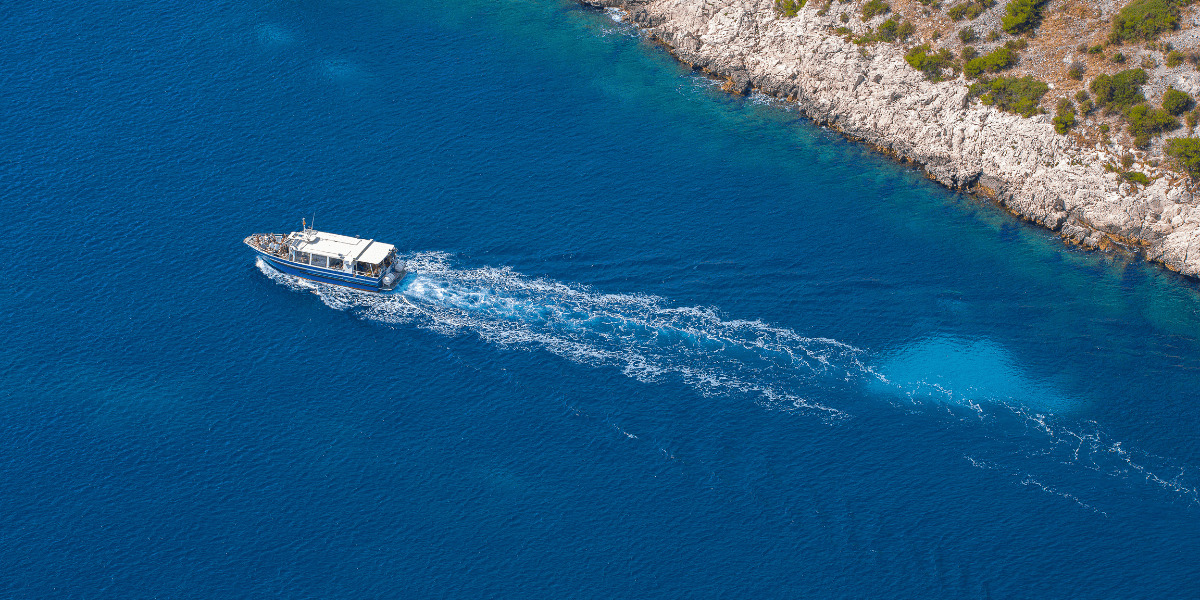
799, 0, 1200, 177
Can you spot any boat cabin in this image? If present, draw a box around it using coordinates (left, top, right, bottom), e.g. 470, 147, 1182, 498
285, 230, 396, 278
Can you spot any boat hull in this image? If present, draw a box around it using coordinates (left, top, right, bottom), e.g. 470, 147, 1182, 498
248, 245, 401, 293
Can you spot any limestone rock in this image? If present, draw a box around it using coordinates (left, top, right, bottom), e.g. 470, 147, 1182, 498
583, 0, 1200, 277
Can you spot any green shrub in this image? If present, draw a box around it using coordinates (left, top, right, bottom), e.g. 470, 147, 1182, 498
872, 19, 915, 42
1110, 0, 1178, 43
1122, 153, 1136, 170
1076, 90, 1095, 114
1088, 44, 1104, 54
1112, 52, 1127, 63
959, 27, 978, 43
963, 59, 984, 78
1167, 50, 1186, 67
1001, 0, 1045, 34
862, 0, 890, 20
1166, 137, 1200, 180
962, 46, 979, 60
964, 46, 1018, 77
1090, 68, 1148, 111
1126, 103, 1179, 146
905, 44, 958, 81
1141, 55, 1158, 69
841, 12, 850, 22
1122, 171, 1152, 184
1004, 37, 1028, 50
875, 19, 897, 41
1163, 87, 1194, 115
1067, 62, 1085, 80
776, 0, 806, 16
947, 0, 995, 20
1188, 109, 1200, 129
1054, 98, 1077, 134
970, 76, 1049, 116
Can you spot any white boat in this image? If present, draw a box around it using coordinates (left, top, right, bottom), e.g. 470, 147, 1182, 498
245, 221, 406, 292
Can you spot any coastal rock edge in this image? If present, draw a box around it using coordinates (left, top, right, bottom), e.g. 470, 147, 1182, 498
584, 0, 1200, 277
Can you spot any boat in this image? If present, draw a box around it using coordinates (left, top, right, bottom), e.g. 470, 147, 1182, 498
244, 220, 407, 292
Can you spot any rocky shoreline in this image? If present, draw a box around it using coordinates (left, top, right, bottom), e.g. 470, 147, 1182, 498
583, 0, 1200, 276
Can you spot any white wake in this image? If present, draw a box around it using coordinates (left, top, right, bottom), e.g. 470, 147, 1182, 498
258, 253, 874, 419
256, 253, 1199, 508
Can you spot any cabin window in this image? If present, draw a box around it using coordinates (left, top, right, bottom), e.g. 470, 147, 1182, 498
311, 255, 328, 268
328, 258, 344, 270
296, 252, 310, 264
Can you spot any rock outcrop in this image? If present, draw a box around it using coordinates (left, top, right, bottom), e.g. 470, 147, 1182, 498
584, 0, 1200, 276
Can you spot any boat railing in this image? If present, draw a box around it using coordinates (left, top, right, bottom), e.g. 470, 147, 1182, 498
248, 233, 289, 258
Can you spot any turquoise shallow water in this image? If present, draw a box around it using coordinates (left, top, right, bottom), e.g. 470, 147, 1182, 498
3, 0, 1200, 596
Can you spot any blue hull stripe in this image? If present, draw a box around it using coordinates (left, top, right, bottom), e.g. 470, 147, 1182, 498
249, 247, 385, 292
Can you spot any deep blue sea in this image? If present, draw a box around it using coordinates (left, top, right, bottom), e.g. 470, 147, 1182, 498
4, 0, 1200, 596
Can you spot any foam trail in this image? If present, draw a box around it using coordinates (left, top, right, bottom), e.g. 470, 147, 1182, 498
255, 255, 1200, 506
257, 254, 869, 419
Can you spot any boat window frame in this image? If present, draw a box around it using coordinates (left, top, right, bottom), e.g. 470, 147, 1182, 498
296, 252, 311, 265
311, 254, 329, 268
328, 257, 344, 271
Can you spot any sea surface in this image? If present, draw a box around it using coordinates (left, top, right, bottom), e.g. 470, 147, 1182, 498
3, 0, 1200, 597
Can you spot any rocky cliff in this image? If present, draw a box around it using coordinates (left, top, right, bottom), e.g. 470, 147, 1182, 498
584, 0, 1200, 276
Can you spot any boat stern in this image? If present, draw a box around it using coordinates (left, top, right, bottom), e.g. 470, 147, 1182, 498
379, 262, 408, 291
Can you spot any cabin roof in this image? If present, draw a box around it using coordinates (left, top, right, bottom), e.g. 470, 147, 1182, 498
292, 230, 394, 264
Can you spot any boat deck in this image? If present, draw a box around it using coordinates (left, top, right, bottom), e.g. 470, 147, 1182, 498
246, 233, 289, 258
245, 230, 407, 292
